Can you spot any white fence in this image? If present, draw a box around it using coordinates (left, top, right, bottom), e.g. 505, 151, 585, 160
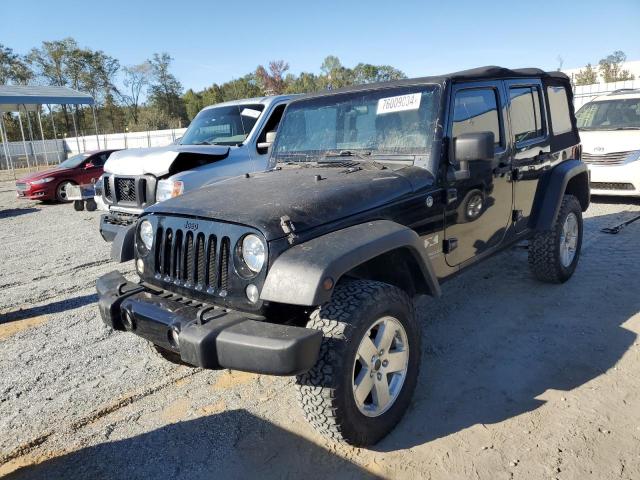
573, 79, 640, 110
1, 128, 187, 170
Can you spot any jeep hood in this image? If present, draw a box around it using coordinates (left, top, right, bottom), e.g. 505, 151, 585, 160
146, 165, 433, 240
104, 144, 231, 177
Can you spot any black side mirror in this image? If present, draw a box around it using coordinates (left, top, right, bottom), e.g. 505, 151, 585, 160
449, 131, 495, 180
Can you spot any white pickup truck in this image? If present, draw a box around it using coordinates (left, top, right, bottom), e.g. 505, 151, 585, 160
97, 95, 295, 250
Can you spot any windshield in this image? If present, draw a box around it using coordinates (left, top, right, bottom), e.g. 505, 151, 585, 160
273, 85, 441, 166
576, 98, 640, 130
59, 153, 90, 169
180, 104, 265, 145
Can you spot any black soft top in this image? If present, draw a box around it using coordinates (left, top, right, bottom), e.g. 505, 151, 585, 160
297, 66, 570, 100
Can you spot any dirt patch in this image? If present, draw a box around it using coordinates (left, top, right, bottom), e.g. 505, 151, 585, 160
211, 371, 259, 390
0, 315, 48, 341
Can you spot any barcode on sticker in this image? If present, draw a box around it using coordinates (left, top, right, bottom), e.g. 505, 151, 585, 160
377, 93, 422, 115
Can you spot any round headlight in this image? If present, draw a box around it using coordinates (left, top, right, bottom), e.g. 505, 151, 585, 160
241, 234, 265, 273
139, 220, 154, 251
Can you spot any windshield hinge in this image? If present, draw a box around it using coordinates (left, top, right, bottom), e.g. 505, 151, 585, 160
280, 215, 298, 244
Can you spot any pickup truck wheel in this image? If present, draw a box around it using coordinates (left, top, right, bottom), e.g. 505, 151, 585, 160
295, 280, 421, 446
528, 194, 583, 283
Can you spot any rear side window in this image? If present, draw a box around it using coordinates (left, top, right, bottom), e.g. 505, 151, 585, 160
547, 86, 573, 135
509, 86, 544, 143
452, 88, 502, 146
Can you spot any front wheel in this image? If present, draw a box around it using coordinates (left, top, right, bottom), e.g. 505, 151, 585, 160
55, 180, 75, 203
296, 280, 421, 446
528, 194, 583, 283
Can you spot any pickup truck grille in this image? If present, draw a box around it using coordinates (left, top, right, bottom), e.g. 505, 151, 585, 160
102, 174, 154, 208
582, 151, 631, 165
591, 182, 635, 191
155, 227, 231, 293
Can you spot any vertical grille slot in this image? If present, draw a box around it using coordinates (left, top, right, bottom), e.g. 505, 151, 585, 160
155, 227, 164, 273
196, 233, 206, 286
206, 235, 217, 288
162, 229, 173, 276
184, 231, 194, 284
172, 230, 183, 279
219, 237, 230, 291
115, 177, 137, 203
104, 176, 112, 200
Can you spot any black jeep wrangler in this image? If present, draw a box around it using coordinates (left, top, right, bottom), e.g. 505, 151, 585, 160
97, 66, 589, 446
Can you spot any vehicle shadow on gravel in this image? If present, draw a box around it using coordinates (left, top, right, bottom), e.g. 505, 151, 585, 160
0, 294, 96, 324
377, 212, 639, 451
5, 410, 381, 480
0, 207, 39, 219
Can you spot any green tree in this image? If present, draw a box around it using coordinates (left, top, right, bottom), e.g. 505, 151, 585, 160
148, 52, 187, 126
285, 72, 321, 94
183, 89, 204, 120
0, 44, 32, 84
218, 75, 262, 101
352, 63, 406, 84
599, 51, 635, 83
574, 63, 598, 86
121, 61, 152, 124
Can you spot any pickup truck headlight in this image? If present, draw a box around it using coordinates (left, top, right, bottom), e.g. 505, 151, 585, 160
139, 220, 154, 252
241, 234, 266, 273
30, 177, 55, 185
156, 179, 184, 202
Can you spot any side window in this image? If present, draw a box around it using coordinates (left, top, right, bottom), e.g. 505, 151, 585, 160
452, 88, 502, 146
257, 104, 287, 154
509, 86, 544, 143
547, 86, 573, 135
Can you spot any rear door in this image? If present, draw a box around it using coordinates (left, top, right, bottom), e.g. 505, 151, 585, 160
444, 81, 514, 266
504, 79, 550, 232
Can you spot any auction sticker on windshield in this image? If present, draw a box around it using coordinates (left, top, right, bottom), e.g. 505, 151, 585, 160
241, 108, 261, 118
377, 93, 422, 115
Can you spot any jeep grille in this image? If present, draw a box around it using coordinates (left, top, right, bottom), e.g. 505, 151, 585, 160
155, 227, 231, 293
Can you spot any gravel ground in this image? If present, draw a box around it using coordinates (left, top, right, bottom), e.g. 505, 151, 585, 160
0, 181, 639, 479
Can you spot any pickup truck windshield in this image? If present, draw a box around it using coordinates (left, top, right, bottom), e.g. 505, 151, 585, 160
180, 104, 265, 145
274, 85, 441, 165
576, 98, 640, 130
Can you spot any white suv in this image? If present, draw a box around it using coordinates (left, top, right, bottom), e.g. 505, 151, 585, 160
576, 89, 640, 196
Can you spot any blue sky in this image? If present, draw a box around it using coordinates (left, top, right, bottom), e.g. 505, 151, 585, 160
4, 0, 640, 92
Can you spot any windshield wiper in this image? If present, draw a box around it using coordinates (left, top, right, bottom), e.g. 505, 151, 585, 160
322, 150, 387, 170
193, 141, 212, 145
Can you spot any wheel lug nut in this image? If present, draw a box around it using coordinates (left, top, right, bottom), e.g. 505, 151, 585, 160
382, 360, 389, 367
377, 372, 382, 381
379, 350, 384, 355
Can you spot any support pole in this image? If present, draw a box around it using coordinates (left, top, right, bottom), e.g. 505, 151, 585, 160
0, 115, 16, 180
71, 107, 81, 154
47, 104, 61, 162
37, 109, 50, 166
91, 105, 100, 150
17, 106, 32, 171
25, 108, 37, 167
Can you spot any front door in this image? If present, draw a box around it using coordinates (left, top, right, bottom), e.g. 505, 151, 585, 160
444, 81, 514, 266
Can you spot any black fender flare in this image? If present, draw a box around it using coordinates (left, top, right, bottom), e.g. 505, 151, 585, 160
260, 220, 441, 306
530, 159, 590, 231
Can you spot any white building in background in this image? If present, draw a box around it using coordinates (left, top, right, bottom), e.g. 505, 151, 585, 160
561, 60, 640, 110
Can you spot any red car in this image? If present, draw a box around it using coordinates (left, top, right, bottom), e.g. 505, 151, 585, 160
16, 150, 119, 202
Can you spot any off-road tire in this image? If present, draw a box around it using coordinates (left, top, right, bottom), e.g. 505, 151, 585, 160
146, 342, 190, 366
528, 194, 583, 283
295, 279, 421, 446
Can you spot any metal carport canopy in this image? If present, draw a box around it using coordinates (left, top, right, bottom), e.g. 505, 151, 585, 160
0, 85, 94, 112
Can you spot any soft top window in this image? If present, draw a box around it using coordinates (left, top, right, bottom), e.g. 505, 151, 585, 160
547, 86, 572, 135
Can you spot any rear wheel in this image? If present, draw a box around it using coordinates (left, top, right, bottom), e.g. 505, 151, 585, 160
528, 194, 583, 283
55, 180, 75, 203
296, 280, 421, 446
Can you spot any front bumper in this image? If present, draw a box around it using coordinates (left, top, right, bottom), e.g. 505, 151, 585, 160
96, 271, 322, 375
16, 185, 54, 200
100, 211, 139, 242
588, 163, 640, 197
